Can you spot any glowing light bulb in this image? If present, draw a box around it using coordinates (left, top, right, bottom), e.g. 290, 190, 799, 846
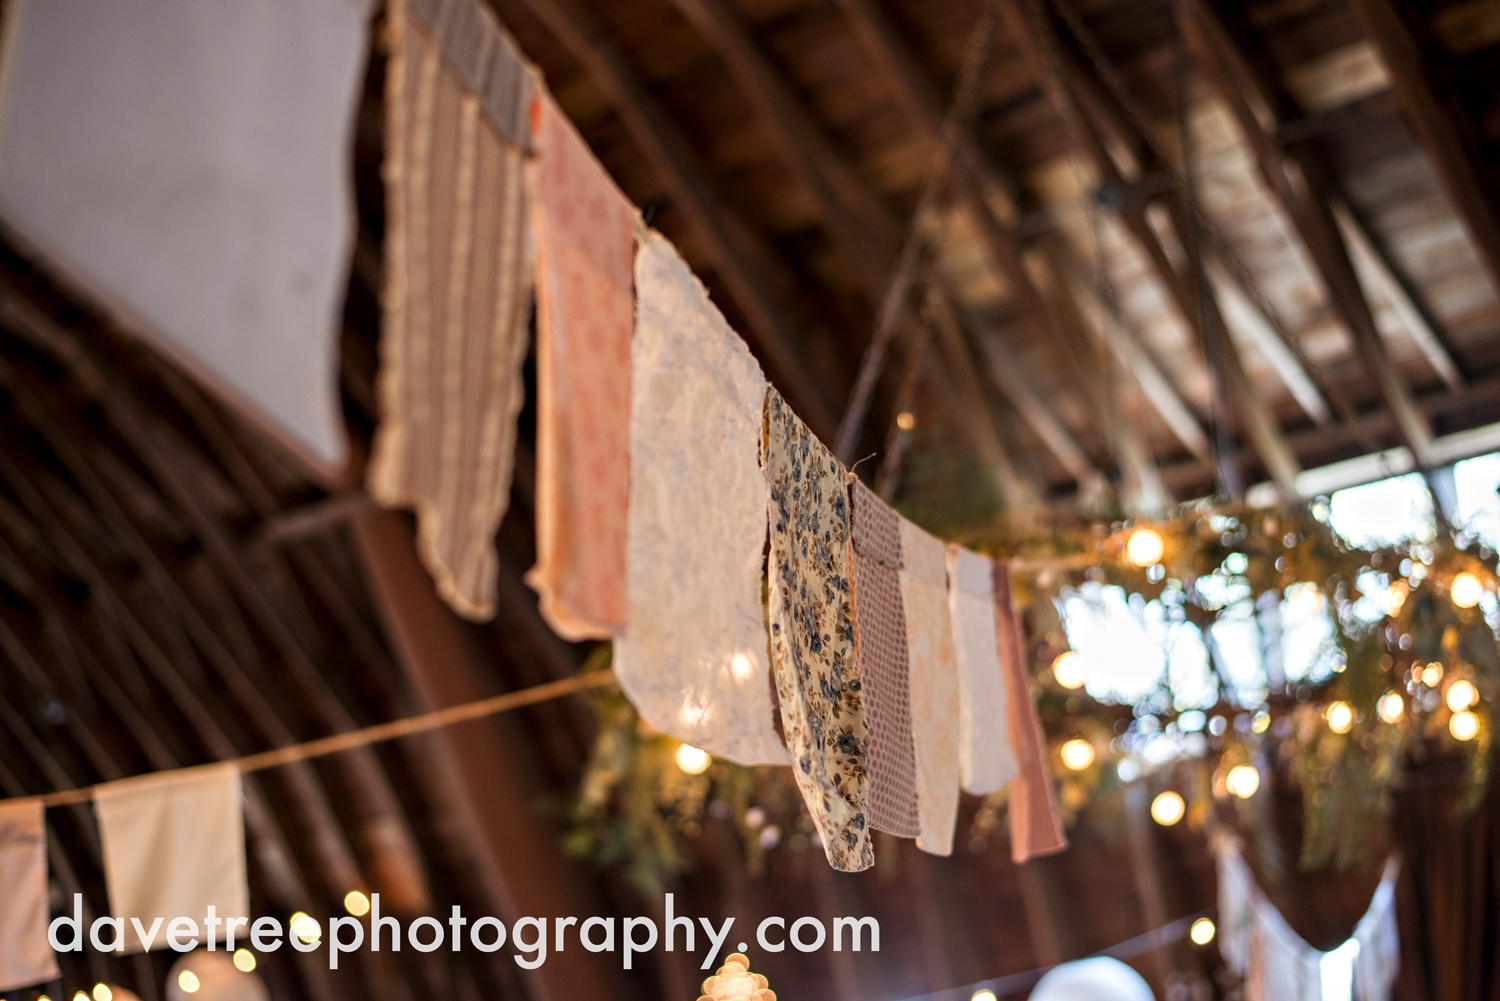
1060, 738, 1095, 771
676, 743, 711, 775
1451, 572, 1483, 609
178, 971, 201, 994
1450, 710, 1480, 741
1226, 765, 1260, 799
73, 993, 87, 1001
1125, 528, 1165, 568
895, 411, 916, 431
1422, 664, 1444, 687
1325, 701, 1354, 734
1447, 679, 1479, 712
1386, 582, 1409, 615
971, 991, 998, 1001
233, 948, 257, 973
92, 986, 111, 1001
1190, 917, 1216, 945
1377, 691, 1404, 724
290, 912, 320, 944
1052, 650, 1086, 689
1151, 790, 1185, 826
344, 890, 370, 916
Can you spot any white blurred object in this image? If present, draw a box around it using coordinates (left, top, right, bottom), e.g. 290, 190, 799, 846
166, 951, 268, 1001
0, 0, 373, 476
1029, 957, 1155, 1001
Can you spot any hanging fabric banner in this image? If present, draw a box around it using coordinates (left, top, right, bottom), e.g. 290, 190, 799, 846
95, 764, 248, 954
0, 0, 372, 477
992, 560, 1068, 861
0, 797, 57, 991
848, 480, 920, 837
1352, 858, 1401, 1001
524, 90, 637, 641
764, 389, 871, 872
947, 546, 1019, 795
898, 517, 961, 856
1215, 836, 1400, 1001
369, 0, 534, 621
613, 231, 785, 766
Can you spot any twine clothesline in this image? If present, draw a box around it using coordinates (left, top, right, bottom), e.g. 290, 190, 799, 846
25, 670, 620, 809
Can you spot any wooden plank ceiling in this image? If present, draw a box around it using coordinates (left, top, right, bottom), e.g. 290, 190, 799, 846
489, 0, 1500, 516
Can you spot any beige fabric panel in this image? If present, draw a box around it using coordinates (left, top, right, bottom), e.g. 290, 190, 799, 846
369, 1, 533, 621
95, 764, 247, 954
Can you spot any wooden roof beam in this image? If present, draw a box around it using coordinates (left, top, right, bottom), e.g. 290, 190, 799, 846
1346, 0, 1500, 297
1331, 198, 1465, 392
1031, 0, 1337, 432
1002, 0, 1299, 500
925, 284, 1046, 512
511, 0, 839, 437
1173, 0, 1438, 472
835, 0, 1124, 503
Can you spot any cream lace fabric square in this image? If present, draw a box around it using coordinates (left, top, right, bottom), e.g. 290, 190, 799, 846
764, 389, 871, 871
613, 232, 786, 766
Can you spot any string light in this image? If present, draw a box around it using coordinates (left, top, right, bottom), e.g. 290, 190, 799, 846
344, 890, 370, 916
698, 951, 774, 1001
1060, 739, 1095, 771
1421, 663, 1444, 687
1052, 651, 1086, 689
1446, 679, 1478, 712
1151, 791, 1185, 826
1450, 710, 1480, 742
233, 948, 257, 973
1325, 701, 1354, 734
730, 653, 755, 680
972, 991, 999, 1001
1226, 765, 1260, 799
1125, 528, 1165, 568
92, 985, 112, 1001
1451, 572, 1483, 609
1377, 692, 1404, 724
1190, 918, 1216, 945
73, 993, 87, 1001
290, 912, 320, 944
895, 411, 916, 431
676, 743, 711, 775
177, 971, 200, 994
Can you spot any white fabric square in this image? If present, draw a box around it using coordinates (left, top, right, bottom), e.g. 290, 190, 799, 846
613, 231, 786, 766
95, 764, 248, 954
0, 0, 373, 475
0, 797, 58, 990
946, 546, 1019, 795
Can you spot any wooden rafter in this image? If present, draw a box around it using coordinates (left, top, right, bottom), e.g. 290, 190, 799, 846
1002, 0, 1304, 501
1173, 0, 1438, 473
1346, 0, 1500, 297
833, 0, 1121, 500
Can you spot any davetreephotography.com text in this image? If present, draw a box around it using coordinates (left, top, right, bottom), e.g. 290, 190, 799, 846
48, 893, 880, 971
